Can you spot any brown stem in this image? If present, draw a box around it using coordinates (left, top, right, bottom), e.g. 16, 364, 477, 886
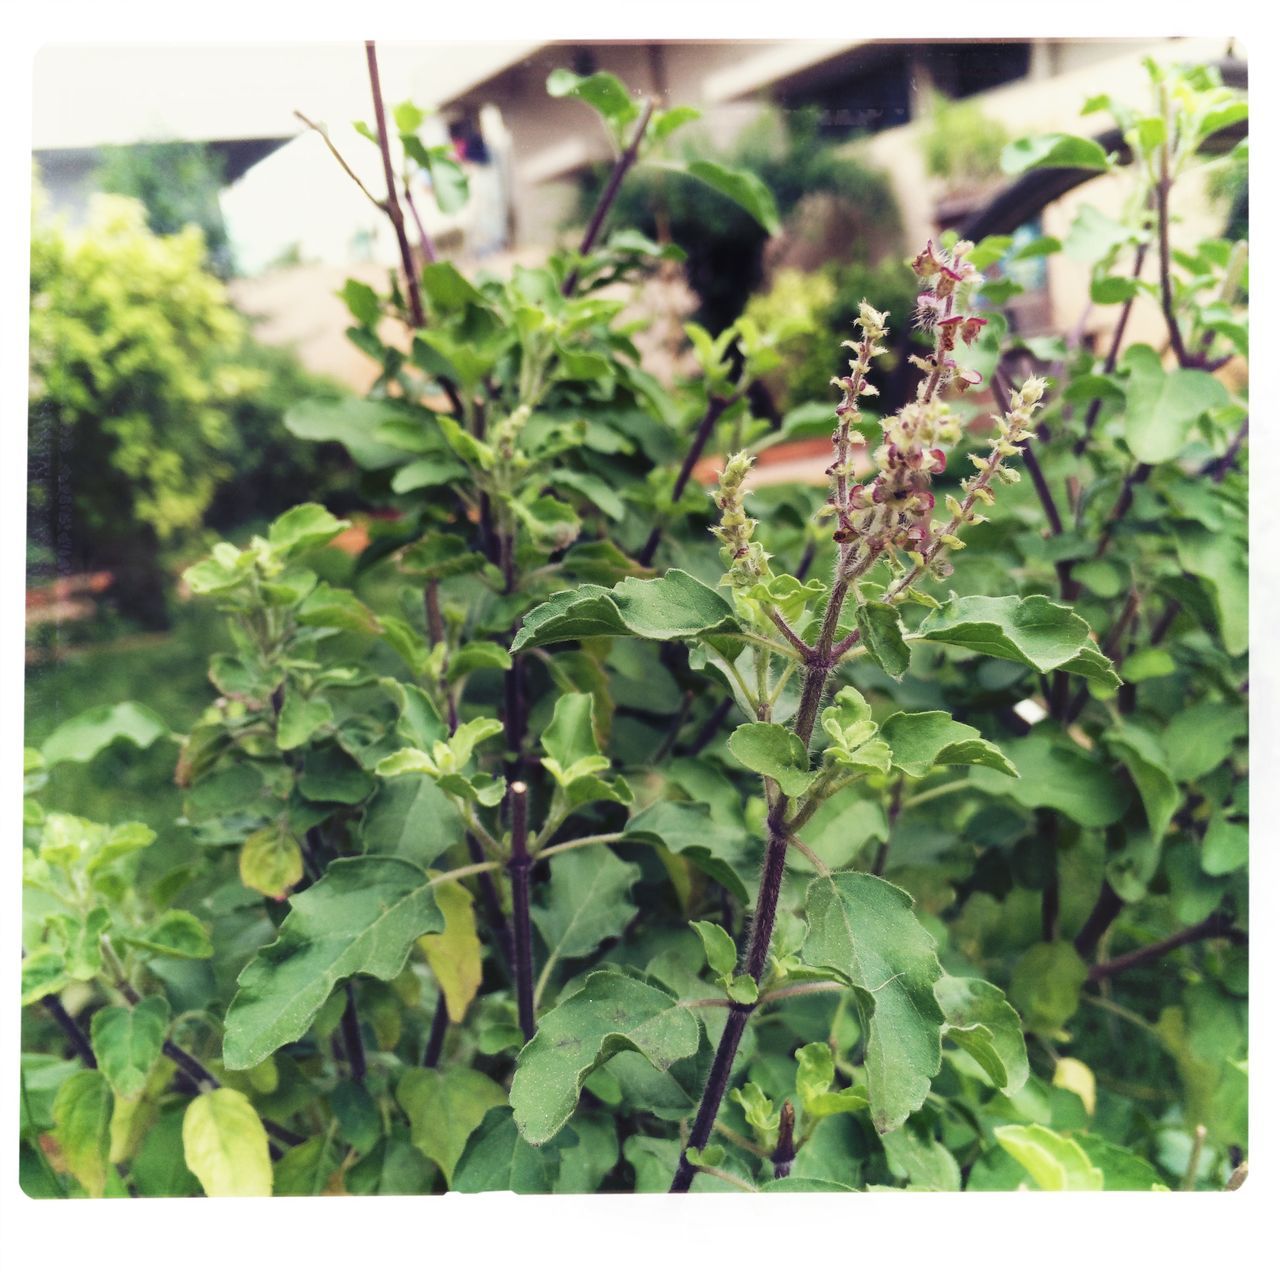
422, 992, 449, 1068
671, 570, 850, 1192
1076, 241, 1148, 455
562, 98, 655, 297
1087, 913, 1242, 983
637, 393, 738, 567
1156, 129, 1192, 369
40, 995, 97, 1067
1202, 416, 1248, 481
339, 984, 367, 1082
1074, 881, 1126, 957
871, 778, 905, 878
365, 41, 426, 329
402, 180, 438, 265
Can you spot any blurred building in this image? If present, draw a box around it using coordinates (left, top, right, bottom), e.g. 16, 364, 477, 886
31, 38, 1244, 382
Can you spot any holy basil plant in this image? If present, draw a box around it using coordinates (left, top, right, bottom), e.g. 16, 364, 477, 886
21, 47, 1245, 1198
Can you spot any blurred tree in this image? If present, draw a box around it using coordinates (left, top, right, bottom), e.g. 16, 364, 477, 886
28, 191, 349, 627
95, 140, 234, 277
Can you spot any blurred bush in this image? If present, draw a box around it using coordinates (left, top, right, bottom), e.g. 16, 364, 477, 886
28, 191, 350, 627
743, 259, 920, 411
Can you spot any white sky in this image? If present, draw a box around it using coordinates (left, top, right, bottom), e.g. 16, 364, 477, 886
32, 42, 538, 149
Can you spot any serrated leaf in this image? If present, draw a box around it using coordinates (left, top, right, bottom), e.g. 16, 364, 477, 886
284, 398, 421, 471
41, 702, 168, 767
127, 910, 214, 960
801, 873, 944, 1132
916, 594, 1119, 689
727, 722, 813, 797
857, 601, 911, 678
532, 846, 641, 980
223, 857, 445, 1069
182, 1088, 273, 1197
90, 996, 170, 1101
936, 975, 1028, 1094
419, 261, 486, 312
267, 503, 350, 558
879, 711, 1017, 779
1122, 344, 1229, 464
510, 972, 700, 1145
624, 801, 749, 901
239, 825, 304, 900
511, 570, 736, 652
994, 1123, 1104, 1190
276, 686, 332, 751
418, 880, 482, 1022
397, 1066, 507, 1185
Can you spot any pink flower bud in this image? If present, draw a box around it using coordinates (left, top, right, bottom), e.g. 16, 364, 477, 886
960, 316, 988, 345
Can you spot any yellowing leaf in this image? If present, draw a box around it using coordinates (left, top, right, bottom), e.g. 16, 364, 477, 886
182, 1088, 273, 1197
417, 881, 482, 1023
1053, 1057, 1097, 1116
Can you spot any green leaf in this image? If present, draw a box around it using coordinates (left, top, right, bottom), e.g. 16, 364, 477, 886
418, 881, 483, 1022
966, 727, 1129, 827
1001, 133, 1111, 174
1090, 274, 1141, 304
532, 846, 641, 974
391, 456, 467, 494
1104, 722, 1178, 840
41, 702, 168, 766
182, 1088, 273, 1197
727, 722, 813, 797
794, 1042, 868, 1118
994, 1123, 1104, 1190
881, 1125, 962, 1190
452, 1107, 564, 1193
916, 594, 1119, 689
1075, 1133, 1166, 1190
669, 159, 782, 235
689, 919, 737, 980
801, 873, 945, 1132
546, 68, 639, 134
1118, 647, 1176, 682
126, 910, 214, 960
297, 583, 380, 634
419, 261, 487, 312
239, 825, 304, 900
89, 996, 169, 1101
399, 532, 488, 581
540, 691, 600, 770
510, 972, 700, 1144
1122, 345, 1229, 464
856, 601, 911, 678
338, 278, 380, 327
21, 948, 68, 1005
273, 1134, 341, 1196
275, 686, 332, 751
878, 711, 1017, 779
1173, 522, 1248, 657
936, 975, 1028, 1094
283, 398, 421, 471
1202, 813, 1248, 876
422, 150, 469, 214
1009, 941, 1088, 1035
53, 1071, 113, 1195
511, 571, 736, 652
397, 1066, 506, 1186
222, 857, 445, 1069
267, 504, 350, 558
624, 801, 749, 901
360, 775, 463, 866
